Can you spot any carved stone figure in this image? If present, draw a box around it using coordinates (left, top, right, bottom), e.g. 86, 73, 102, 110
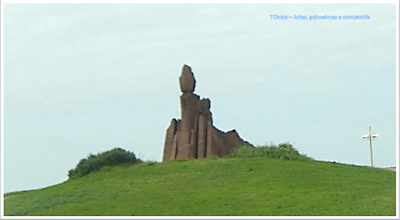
163, 65, 253, 161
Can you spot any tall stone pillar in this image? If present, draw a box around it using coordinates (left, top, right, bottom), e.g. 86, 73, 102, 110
176, 93, 199, 159
175, 65, 197, 159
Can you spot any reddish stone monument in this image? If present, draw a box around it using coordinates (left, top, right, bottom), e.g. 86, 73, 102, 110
163, 65, 253, 162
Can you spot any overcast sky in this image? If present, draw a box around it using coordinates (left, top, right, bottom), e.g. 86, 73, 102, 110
2, 2, 398, 193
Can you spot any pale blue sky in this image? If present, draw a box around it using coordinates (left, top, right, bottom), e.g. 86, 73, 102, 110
2, 2, 398, 193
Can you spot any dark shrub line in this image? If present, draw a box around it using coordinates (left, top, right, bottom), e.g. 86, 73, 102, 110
227, 143, 312, 161
68, 148, 141, 180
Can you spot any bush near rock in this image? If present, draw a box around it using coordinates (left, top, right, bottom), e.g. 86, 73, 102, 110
68, 148, 141, 179
227, 143, 311, 161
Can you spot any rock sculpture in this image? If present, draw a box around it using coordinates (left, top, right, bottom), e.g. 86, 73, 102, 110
163, 65, 253, 161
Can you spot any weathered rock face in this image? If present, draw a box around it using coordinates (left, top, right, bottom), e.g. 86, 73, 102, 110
163, 65, 253, 162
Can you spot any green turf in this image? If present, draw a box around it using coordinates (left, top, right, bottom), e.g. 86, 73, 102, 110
4, 158, 396, 216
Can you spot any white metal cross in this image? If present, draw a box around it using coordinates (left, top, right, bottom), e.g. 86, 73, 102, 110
361, 126, 379, 167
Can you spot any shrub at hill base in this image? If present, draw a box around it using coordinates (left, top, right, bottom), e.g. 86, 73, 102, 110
227, 143, 312, 161
68, 148, 141, 180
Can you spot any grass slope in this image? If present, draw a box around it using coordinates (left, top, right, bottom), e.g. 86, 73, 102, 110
4, 158, 396, 216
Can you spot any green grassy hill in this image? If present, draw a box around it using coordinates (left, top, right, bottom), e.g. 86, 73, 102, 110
4, 157, 396, 216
